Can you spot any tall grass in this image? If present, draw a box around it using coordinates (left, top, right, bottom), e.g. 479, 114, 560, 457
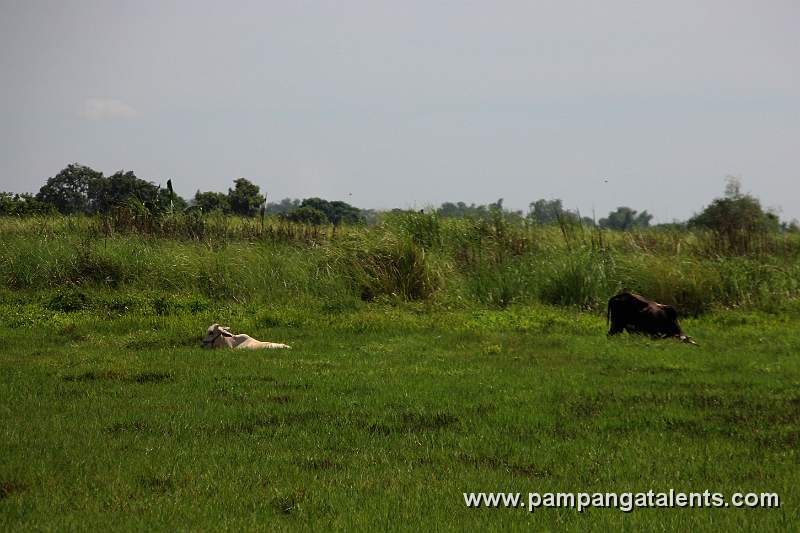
1, 212, 799, 314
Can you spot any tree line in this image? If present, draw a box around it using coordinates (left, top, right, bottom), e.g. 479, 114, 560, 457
0, 163, 365, 226
1, 164, 796, 235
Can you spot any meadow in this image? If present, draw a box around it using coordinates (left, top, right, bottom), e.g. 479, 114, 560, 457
1, 213, 799, 531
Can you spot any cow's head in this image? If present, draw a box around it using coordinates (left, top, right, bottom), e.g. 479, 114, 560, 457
202, 323, 233, 349
660, 305, 685, 336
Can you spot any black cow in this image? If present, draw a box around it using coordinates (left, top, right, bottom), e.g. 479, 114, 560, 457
607, 290, 696, 344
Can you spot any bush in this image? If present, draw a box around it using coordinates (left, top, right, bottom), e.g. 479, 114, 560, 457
689, 177, 780, 255
384, 211, 442, 249
284, 206, 328, 225
48, 289, 90, 312
331, 236, 441, 301
539, 249, 612, 309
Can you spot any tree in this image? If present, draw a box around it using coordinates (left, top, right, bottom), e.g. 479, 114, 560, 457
158, 186, 188, 211
599, 207, 652, 231
87, 170, 160, 213
36, 163, 103, 214
528, 198, 562, 225
264, 198, 301, 216
783, 219, 800, 233
0, 192, 54, 216
299, 197, 364, 225
227, 178, 265, 216
688, 176, 779, 251
437, 202, 488, 218
284, 206, 328, 225
527, 198, 593, 226
193, 190, 230, 213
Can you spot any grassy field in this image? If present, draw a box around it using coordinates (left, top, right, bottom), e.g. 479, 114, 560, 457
1, 215, 799, 530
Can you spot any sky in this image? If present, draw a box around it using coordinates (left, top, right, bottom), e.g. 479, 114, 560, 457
1, 0, 798, 222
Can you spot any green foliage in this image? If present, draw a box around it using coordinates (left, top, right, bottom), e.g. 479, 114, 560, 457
35, 163, 102, 214
227, 178, 265, 216
88, 170, 161, 214
689, 177, 780, 254
0, 192, 54, 216
436, 198, 525, 220
539, 249, 613, 308
599, 206, 653, 230
264, 197, 301, 215
284, 206, 328, 225
47, 288, 90, 312
385, 210, 443, 249
158, 181, 187, 212
468, 258, 531, 308
331, 236, 441, 301
1, 216, 799, 312
527, 198, 591, 226
296, 197, 364, 226
193, 190, 230, 214
34, 164, 183, 216
437, 201, 490, 218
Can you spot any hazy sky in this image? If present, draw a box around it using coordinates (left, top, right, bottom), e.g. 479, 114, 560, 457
2, 0, 798, 221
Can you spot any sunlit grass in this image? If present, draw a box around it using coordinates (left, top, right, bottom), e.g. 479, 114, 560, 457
1, 215, 799, 529
1, 303, 798, 530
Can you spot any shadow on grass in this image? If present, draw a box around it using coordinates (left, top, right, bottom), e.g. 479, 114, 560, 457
0, 481, 27, 499
458, 453, 553, 479
138, 475, 175, 494
364, 411, 460, 435
62, 371, 173, 384
105, 420, 152, 435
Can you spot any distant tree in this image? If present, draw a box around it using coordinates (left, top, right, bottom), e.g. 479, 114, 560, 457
299, 197, 364, 225
528, 198, 562, 225
783, 219, 800, 233
193, 190, 230, 213
436, 201, 491, 219
36, 163, 103, 214
87, 170, 160, 214
437, 202, 466, 217
227, 178, 265, 216
599, 206, 652, 231
0, 192, 54, 216
284, 206, 328, 225
158, 185, 188, 211
489, 198, 504, 212
360, 208, 379, 226
688, 176, 779, 248
526, 198, 591, 226
264, 198, 301, 216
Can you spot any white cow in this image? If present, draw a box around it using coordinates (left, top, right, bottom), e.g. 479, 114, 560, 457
202, 323, 291, 350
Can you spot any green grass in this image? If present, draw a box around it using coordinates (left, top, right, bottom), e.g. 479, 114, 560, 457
2, 214, 799, 313
1, 302, 798, 531
1, 215, 799, 530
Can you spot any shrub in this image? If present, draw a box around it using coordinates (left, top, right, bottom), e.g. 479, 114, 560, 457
48, 289, 90, 312
538, 249, 612, 309
331, 236, 441, 301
